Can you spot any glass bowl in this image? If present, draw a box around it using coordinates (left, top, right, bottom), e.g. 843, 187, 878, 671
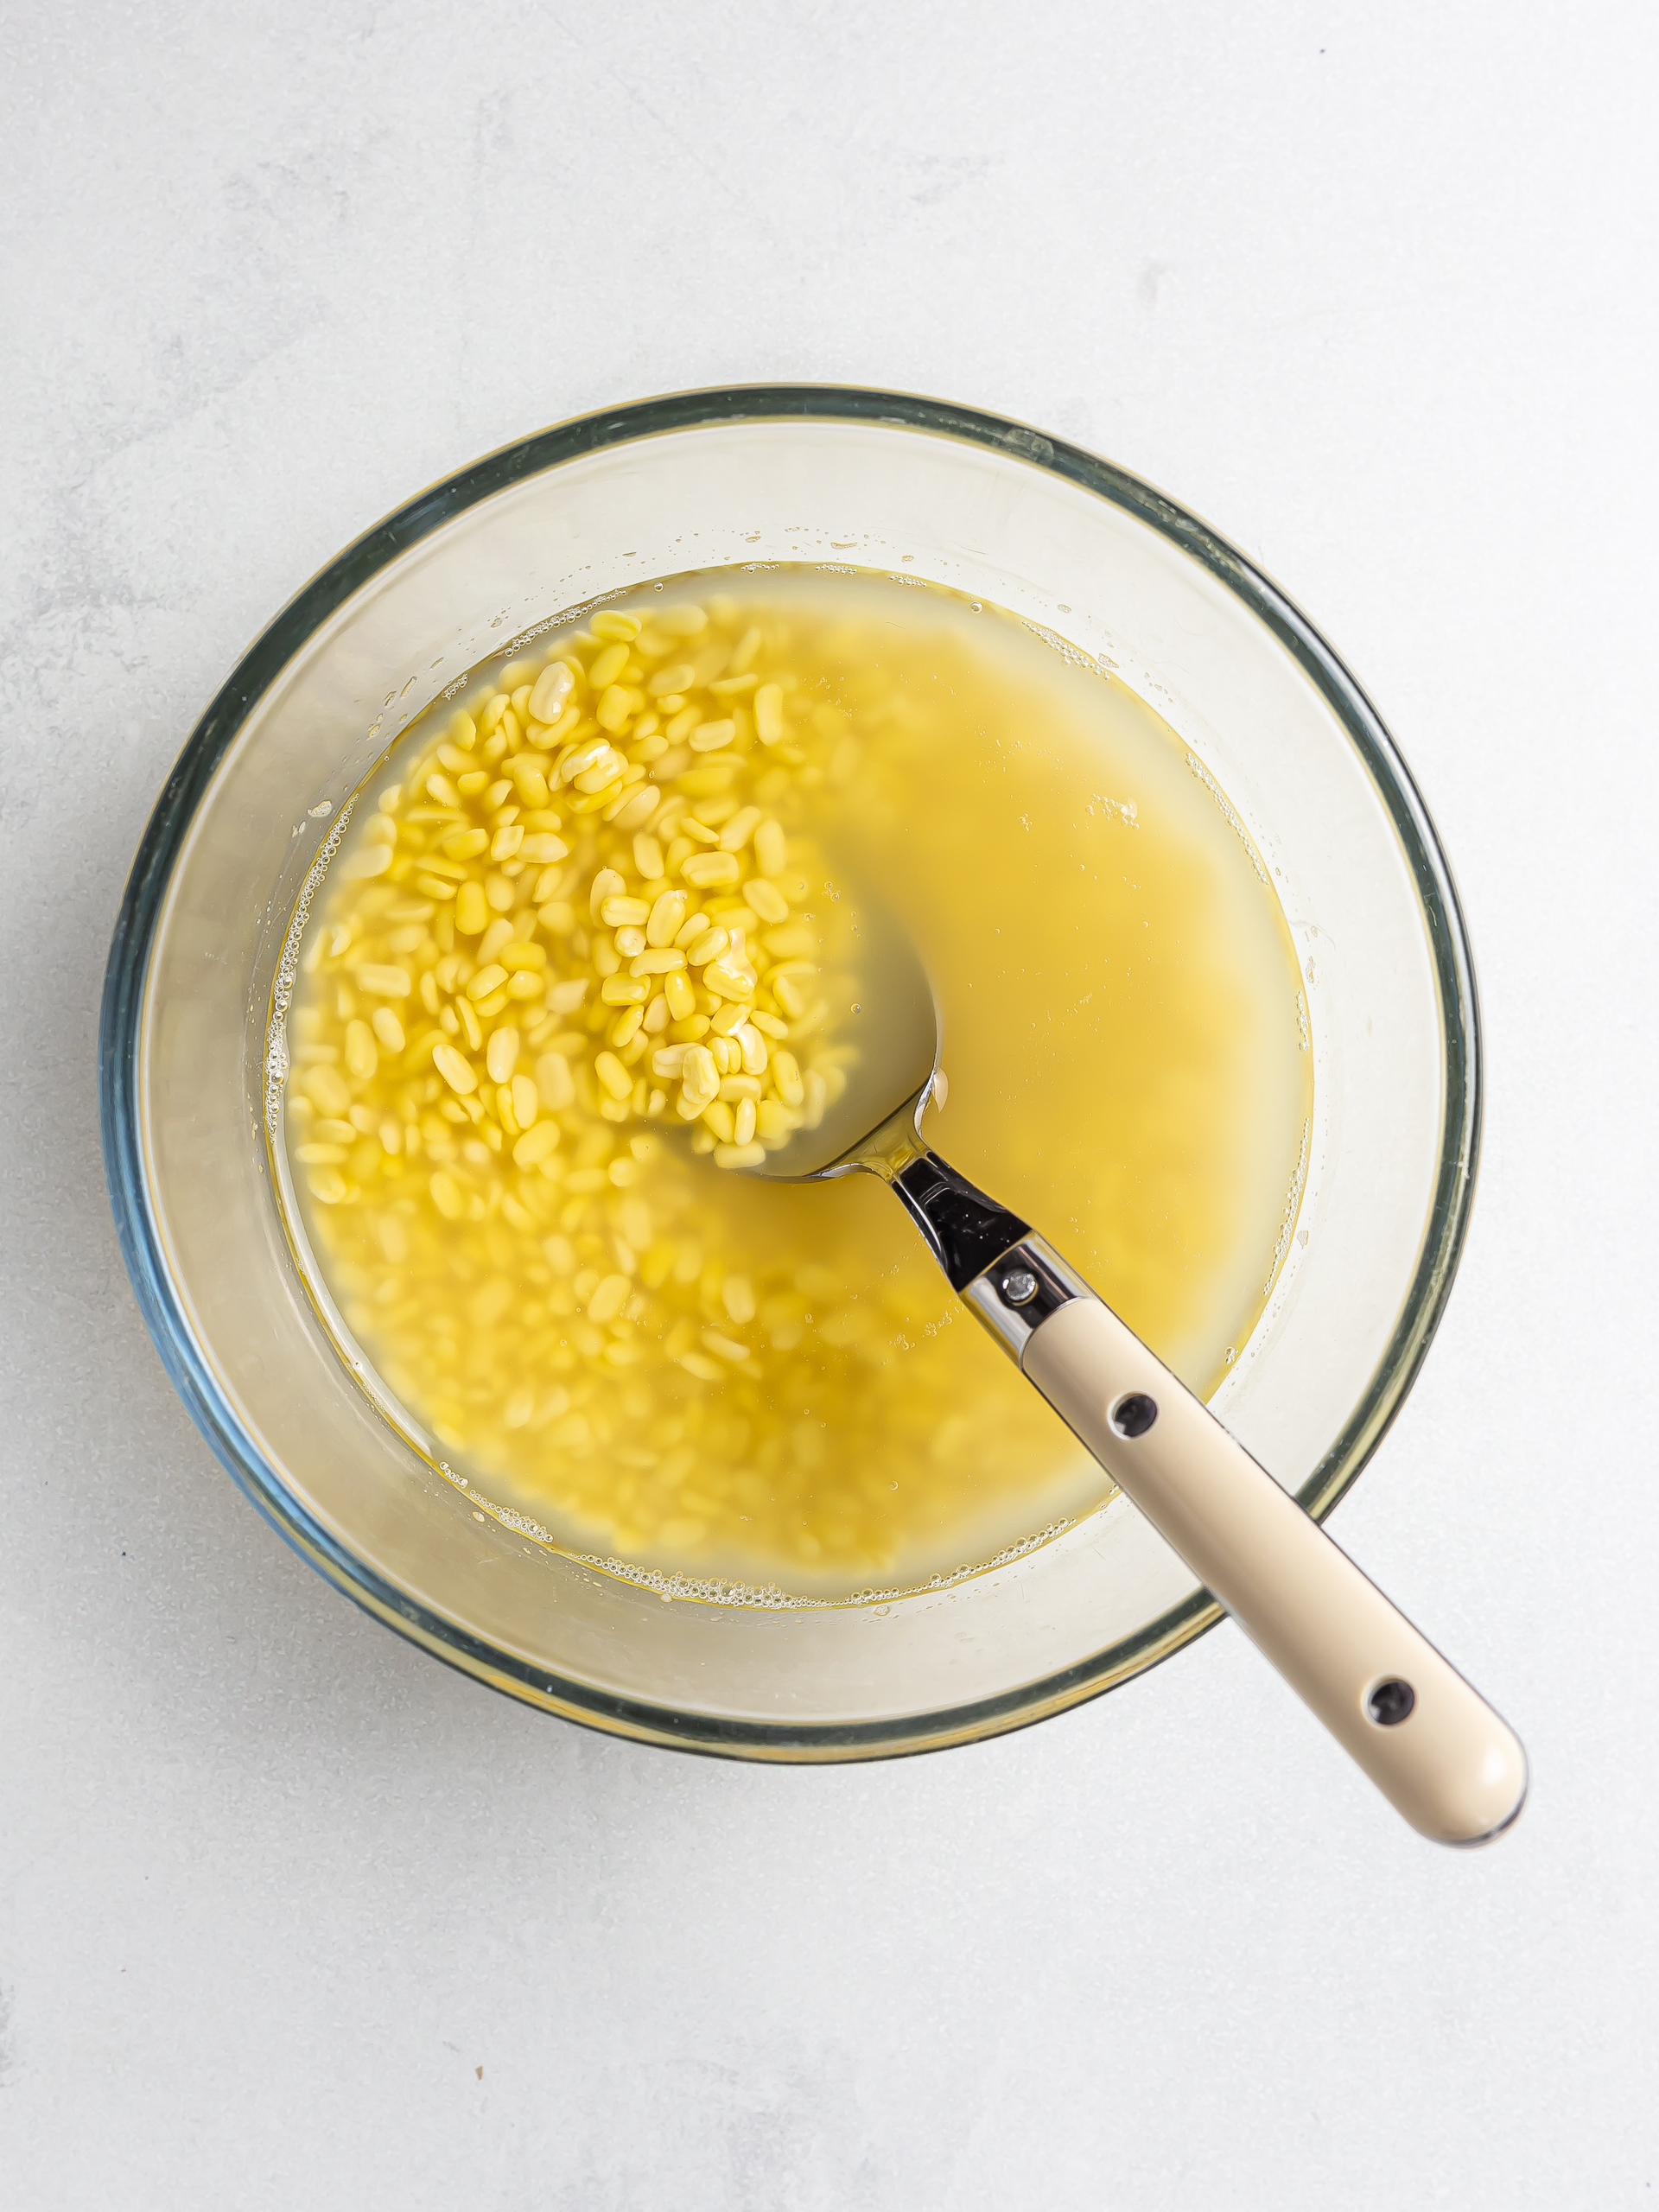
99, 386, 1479, 1759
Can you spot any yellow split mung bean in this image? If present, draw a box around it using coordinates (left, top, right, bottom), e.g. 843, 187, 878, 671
278, 569, 1313, 1595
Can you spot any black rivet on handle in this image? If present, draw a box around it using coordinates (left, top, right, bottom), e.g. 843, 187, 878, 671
1109, 1392, 1159, 1439
1367, 1678, 1416, 1726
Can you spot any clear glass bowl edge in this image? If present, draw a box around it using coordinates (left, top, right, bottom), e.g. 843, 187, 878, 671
97, 381, 1483, 1760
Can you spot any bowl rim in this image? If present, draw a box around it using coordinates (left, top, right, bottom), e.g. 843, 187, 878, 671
99, 382, 1481, 1761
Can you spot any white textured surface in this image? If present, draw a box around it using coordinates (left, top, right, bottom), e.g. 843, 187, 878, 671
2, 2, 1655, 2203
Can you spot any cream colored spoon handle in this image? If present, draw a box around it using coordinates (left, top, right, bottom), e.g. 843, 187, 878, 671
1020, 1294, 1527, 1844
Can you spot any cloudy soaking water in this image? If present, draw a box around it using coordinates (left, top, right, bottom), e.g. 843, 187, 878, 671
273, 569, 1312, 1598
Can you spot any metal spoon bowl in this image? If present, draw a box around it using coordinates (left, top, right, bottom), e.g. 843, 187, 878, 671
742, 885, 940, 1182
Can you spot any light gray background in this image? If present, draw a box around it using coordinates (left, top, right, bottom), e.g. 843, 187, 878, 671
3, 3, 1654, 2205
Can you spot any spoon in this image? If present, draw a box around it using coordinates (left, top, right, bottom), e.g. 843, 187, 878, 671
745, 908, 1528, 1845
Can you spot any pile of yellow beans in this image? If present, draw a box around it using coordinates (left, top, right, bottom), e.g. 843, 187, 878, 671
282, 573, 1311, 1593
283, 594, 1045, 1584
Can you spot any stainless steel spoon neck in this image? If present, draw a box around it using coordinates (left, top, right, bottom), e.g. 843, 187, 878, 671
879, 1143, 1095, 1357
834, 1103, 1094, 1355
959, 1234, 1094, 1361
884, 1144, 1033, 1293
